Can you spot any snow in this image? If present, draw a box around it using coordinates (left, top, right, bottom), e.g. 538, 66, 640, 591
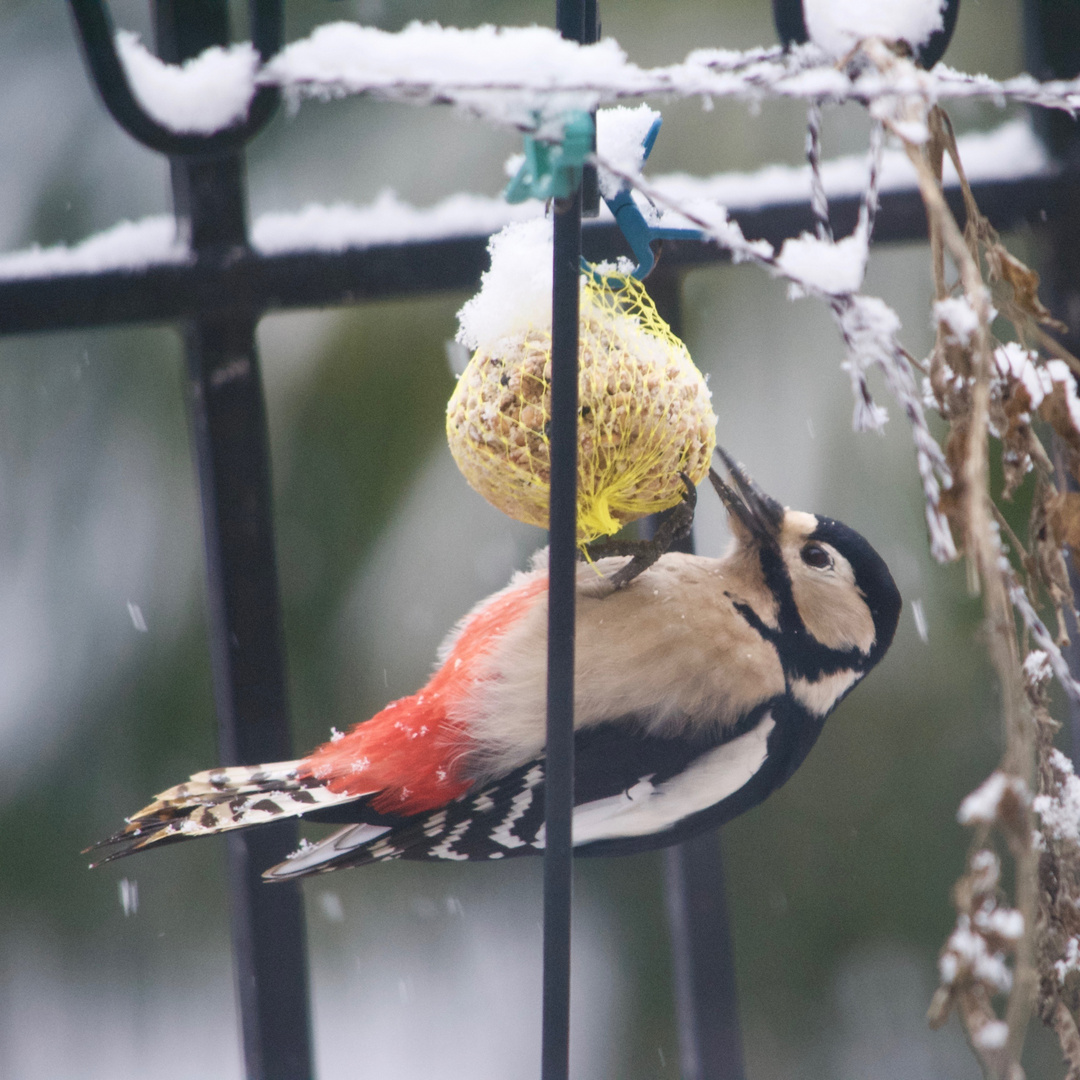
993, 345, 1080, 434
1047, 358, 1080, 433
0, 118, 1049, 282
595, 104, 659, 199
940, 915, 1014, 993
0, 215, 186, 280
318, 891, 345, 922
648, 120, 1050, 219
935, 296, 980, 345
911, 598, 928, 642
775, 223, 868, 297
116, 31, 257, 135
958, 771, 1029, 825
117, 878, 138, 917
251, 190, 540, 256
454, 218, 638, 349
1022, 649, 1052, 687
973, 1020, 1009, 1051
455, 218, 556, 350
1056, 937, 1080, 986
262, 21, 644, 128
803, 0, 945, 57
86, 19, 1080, 140
126, 601, 148, 633
1034, 748, 1080, 844
837, 295, 901, 429
257, 22, 1080, 120
1009, 583, 1080, 704
973, 905, 1024, 942
889, 119, 930, 146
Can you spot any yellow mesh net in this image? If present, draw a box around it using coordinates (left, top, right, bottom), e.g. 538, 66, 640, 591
446, 270, 717, 544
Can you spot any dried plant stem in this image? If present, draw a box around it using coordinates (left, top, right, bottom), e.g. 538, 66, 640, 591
889, 113, 1038, 1078
603, 70, 1080, 1075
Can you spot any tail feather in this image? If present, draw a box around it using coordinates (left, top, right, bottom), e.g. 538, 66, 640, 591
262, 760, 546, 880
86, 760, 374, 865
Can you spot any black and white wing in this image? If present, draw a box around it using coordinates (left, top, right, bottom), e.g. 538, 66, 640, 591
262, 698, 824, 880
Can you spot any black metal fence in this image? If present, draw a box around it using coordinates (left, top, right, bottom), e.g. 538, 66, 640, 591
3, 1, 1077, 1078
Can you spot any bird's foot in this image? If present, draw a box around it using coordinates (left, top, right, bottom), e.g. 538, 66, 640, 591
583, 474, 696, 596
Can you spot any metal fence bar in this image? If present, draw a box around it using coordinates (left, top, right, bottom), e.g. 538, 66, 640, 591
153, 4, 314, 1078
0, 173, 1062, 336
181, 313, 314, 1080
67, 0, 279, 154
64, 2, 314, 1077
647, 267, 747, 1080
664, 839, 746, 1080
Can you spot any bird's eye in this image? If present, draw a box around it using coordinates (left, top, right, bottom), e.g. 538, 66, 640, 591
801, 543, 832, 570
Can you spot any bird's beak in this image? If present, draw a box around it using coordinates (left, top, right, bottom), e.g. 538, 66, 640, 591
709, 447, 785, 546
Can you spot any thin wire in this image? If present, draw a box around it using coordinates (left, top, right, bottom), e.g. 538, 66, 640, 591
806, 102, 832, 242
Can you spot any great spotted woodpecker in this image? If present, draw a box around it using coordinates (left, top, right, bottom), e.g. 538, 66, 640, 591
89, 450, 901, 880
773, 0, 960, 68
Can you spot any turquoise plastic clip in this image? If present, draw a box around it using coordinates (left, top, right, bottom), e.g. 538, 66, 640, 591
505, 111, 595, 204
585, 116, 704, 282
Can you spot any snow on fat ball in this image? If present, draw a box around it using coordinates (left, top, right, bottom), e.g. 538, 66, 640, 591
448, 220, 717, 543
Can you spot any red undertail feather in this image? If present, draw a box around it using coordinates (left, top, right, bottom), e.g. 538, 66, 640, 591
301, 574, 548, 815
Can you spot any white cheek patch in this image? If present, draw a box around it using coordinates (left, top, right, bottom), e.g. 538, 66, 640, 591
531, 713, 775, 849
790, 669, 860, 716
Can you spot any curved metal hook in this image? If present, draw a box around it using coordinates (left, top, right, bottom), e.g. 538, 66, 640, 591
67, 0, 282, 157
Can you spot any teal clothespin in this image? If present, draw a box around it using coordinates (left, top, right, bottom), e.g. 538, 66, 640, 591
585, 116, 704, 284
505, 111, 595, 204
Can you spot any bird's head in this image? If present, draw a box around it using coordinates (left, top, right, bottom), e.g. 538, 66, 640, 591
710, 448, 901, 671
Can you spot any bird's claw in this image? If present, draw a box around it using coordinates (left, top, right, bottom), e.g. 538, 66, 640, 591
583, 473, 696, 596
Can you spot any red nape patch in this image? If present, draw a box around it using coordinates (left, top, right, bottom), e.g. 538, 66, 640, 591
301, 574, 548, 815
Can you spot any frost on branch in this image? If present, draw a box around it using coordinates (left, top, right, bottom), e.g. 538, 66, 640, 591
1030, 671, 1080, 1080
929, 846, 1027, 1076
958, 772, 1030, 828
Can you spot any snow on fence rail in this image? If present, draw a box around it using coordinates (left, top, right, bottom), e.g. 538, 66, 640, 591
0, 119, 1049, 281
114, 20, 1080, 137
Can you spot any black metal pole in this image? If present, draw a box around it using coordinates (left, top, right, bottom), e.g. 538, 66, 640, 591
664, 839, 747, 1080
542, 1, 591, 1075
648, 268, 747, 1080
154, 4, 314, 1079
542, 138, 584, 1080
542, 189, 580, 1078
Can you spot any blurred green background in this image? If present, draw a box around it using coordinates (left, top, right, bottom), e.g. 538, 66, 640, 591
0, 0, 1065, 1077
